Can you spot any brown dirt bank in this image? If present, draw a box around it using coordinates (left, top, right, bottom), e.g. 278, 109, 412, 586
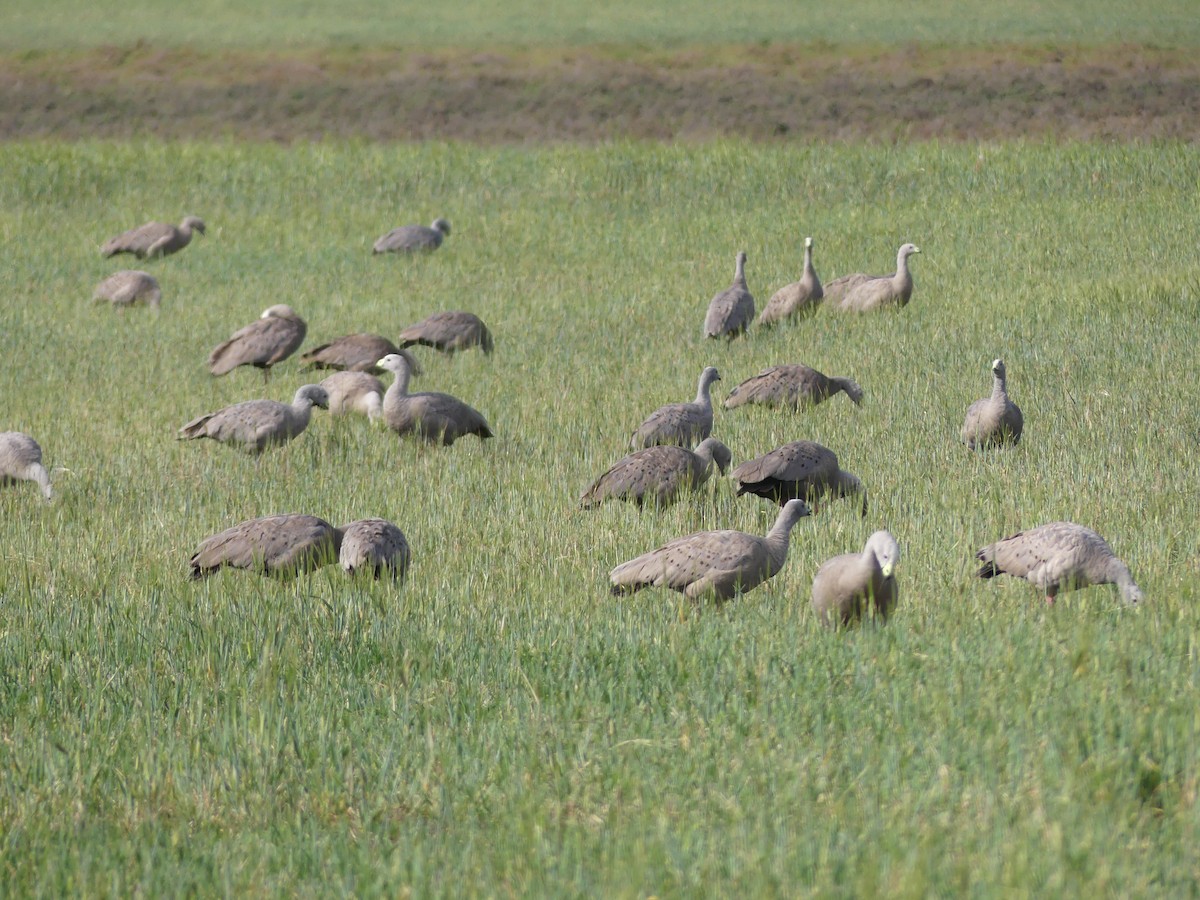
2, 43, 1197, 143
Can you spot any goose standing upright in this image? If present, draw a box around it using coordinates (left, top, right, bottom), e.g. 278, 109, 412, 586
704, 251, 755, 339
961, 358, 1023, 449
758, 237, 823, 326
833, 243, 921, 312
376, 353, 492, 445
629, 367, 721, 449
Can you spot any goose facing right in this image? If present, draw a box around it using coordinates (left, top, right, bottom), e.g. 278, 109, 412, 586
732, 439, 866, 515
629, 366, 721, 449
376, 353, 492, 445
208, 304, 307, 380
975, 521, 1143, 606
723, 364, 863, 411
373, 218, 451, 254
609, 498, 811, 602
93, 270, 162, 310
101, 216, 206, 259
398, 311, 493, 355
580, 438, 732, 509
826, 242, 920, 311
189, 514, 341, 579
0, 432, 52, 500
178, 384, 329, 454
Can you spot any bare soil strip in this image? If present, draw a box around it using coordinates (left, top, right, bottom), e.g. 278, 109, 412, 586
3, 43, 1197, 142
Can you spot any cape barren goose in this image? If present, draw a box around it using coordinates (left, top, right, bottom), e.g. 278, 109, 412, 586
0, 432, 52, 500
975, 522, 1143, 606
723, 364, 863, 412
189, 514, 340, 579
208, 304, 307, 380
826, 243, 920, 311
758, 237, 823, 326
811, 530, 901, 627
398, 311, 494, 355
301, 334, 408, 374
320, 371, 386, 423
178, 384, 329, 454
377, 353, 492, 445
630, 366, 721, 449
732, 439, 866, 515
101, 216, 205, 259
961, 358, 1023, 449
338, 518, 411, 579
93, 270, 161, 310
373, 218, 451, 253
609, 498, 811, 602
580, 438, 733, 509
704, 251, 755, 339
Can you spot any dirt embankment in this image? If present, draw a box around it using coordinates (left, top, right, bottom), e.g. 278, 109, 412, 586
2, 43, 1197, 142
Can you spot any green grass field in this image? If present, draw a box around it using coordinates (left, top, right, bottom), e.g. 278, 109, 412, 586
2, 139, 1199, 894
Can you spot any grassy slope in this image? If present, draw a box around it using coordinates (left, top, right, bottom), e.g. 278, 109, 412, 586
1, 141, 1199, 894
5, 0, 1200, 50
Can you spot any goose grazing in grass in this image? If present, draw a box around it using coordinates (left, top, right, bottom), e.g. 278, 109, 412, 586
732, 439, 866, 515
975, 522, 1143, 606
704, 251, 755, 339
301, 334, 407, 374
961, 358, 1023, 449
320, 371, 386, 423
609, 499, 811, 602
580, 437, 733, 509
758, 236, 823, 326
0, 432, 52, 501
824, 242, 920, 311
92, 270, 161, 310
178, 384, 329, 454
101, 216, 205, 259
373, 218, 451, 254
376, 352, 492, 445
811, 530, 901, 627
838, 243, 921, 312
339, 518, 411, 579
189, 514, 340, 579
723, 364, 863, 412
208, 304, 307, 381
398, 311, 494, 355
630, 366, 721, 449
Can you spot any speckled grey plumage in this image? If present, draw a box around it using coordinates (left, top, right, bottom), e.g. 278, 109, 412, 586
189, 514, 340, 579
101, 216, 205, 259
338, 518, 411, 579
704, 251, 755, 339
732, 439, 866, 514
0, 432, 52, 500
609, 498, 811, 602
398, 311, 493, 355
835, 243, 921, 312
630, 367, 721, 449
93, 270, 161, 310
319, 371, 386, 422
373, 218, 451, 253
811, 530, 901, 627
975, 521, 1143, 606
961, 358, 1023, 449
723, 364, 863, 411
178, 384, 329, 454
758, 237, 823, 326
208, 304, 307, 379
301, 334, 403, 373
377, 352, 492, 445
581, 437, 732, 509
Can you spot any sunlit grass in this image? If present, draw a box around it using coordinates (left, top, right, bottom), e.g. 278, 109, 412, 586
1, 140, 1199, 894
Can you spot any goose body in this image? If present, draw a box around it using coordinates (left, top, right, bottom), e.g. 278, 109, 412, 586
758, 237, 823, 326
0, 432, 52, 500
101, 216, 205, 259
975, 522, 1143, 606
732, 439, 866, 514
398, 311, 493, 355
189, 514, 340, 579
320, 371, 386, 422
581, 438, 732, 509
301, 334, 402, 373
961, 358, 1023, 449
373, 218, 451, 253
811, 530, 901, 627
93, 270, 161, 310
609, 499, 811, 601
630, 367, 721, 449
835, 243, 921, 312
723, 364, 863, 411
178, 384, 329, 454
377, 353, 492, 445
208, 304, 307, 379
339, 518, 411, 579
704, 251, 755, 339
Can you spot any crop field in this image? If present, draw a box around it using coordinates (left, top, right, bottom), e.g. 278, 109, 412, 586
2, 1, 1200, 896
